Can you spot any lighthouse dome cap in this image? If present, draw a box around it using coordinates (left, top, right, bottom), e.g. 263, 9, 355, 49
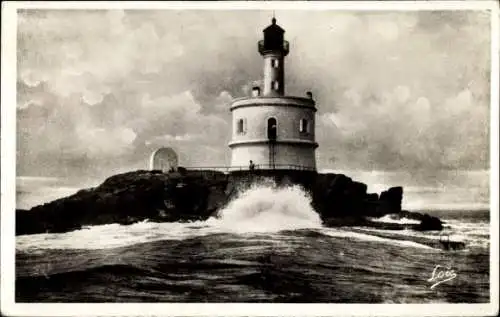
263, 17, 285, 33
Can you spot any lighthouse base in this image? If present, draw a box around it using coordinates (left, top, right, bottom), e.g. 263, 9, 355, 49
227, 169, 318, 195
230, 142, 317, 171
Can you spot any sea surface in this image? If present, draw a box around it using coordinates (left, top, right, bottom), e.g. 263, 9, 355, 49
15, 170, 490, 303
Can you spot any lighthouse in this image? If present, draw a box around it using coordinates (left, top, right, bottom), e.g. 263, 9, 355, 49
228, 17, 318, 172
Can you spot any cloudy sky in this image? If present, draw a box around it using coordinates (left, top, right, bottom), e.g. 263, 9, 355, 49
16, 9, 491, 179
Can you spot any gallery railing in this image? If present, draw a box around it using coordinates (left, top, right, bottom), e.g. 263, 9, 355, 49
258, 40, 290, 55
183, 164, 316, 174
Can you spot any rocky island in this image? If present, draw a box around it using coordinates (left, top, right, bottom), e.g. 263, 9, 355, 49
16, 169, 444, 236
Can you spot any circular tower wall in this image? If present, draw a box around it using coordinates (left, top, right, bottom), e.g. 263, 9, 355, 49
229, 96, 317, 170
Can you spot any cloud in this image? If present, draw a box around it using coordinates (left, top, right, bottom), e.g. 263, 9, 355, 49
74, 126, 137, 159
16, 9, 491, 178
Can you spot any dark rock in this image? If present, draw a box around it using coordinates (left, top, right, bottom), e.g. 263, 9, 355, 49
414, 214, 443, 231
363, 193, 379, 217
312, 173, 354, 218
313, 173, 377, 219
177, 167, 187, 175
375, 186, 403, 216
400, 209, 425, 221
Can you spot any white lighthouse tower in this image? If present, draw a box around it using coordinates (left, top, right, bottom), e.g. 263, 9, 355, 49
228, 17, 318, 171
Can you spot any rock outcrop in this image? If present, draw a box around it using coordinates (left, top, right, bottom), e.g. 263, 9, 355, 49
16, 170, 228, 235
15, 169, 444, 235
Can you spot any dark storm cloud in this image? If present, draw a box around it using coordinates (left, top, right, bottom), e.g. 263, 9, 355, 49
16, 9, 491, 178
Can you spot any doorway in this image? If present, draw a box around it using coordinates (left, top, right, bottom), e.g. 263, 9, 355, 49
267, 117, 277, 140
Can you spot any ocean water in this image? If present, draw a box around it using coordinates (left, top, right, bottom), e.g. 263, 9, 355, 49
15, 170, 490, 303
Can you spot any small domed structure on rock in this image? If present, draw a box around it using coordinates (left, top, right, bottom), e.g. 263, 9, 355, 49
150, 147, 178, 172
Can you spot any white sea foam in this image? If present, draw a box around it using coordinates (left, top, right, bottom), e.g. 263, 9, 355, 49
211, 183, 322, 233
354, 224, 490, 249
16, 220, 216, 250
368, 214, 421, 225
319, 228, 435, 250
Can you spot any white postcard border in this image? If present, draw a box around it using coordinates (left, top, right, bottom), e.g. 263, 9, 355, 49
1, 1, 499, 316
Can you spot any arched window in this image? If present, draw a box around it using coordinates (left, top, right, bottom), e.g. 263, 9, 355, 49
299, 119, 309, 133
271, 59, 279, 68
237, 118, 246, 135
267, 118, 277, 140
272, 81, 279, 91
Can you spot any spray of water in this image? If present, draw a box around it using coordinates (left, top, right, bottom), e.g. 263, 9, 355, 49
210, 183, 322, 233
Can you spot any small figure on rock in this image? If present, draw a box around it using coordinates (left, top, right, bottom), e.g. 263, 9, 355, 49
249, 160, 255, 171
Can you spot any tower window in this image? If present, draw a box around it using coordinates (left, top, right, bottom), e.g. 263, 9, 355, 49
271, 59, 279, 68
237, 118, 247, 135
272, 81, 279, 91
300, 119, 309, 133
